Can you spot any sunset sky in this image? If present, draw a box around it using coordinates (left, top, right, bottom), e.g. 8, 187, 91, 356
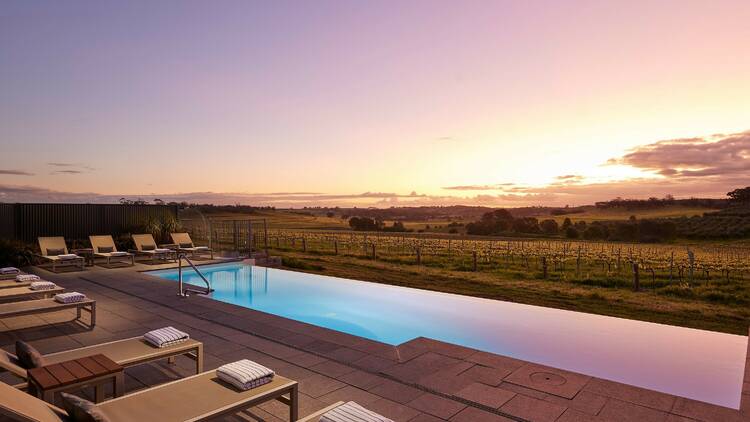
2, 1, 749, 207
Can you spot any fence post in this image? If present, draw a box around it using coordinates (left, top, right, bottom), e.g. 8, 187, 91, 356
247, 220, 253, 255
233, 221, 238, 251
263, 219, 268, 250
334, 240, 338, 255
472, 251, 477, 271
302, 238, 307, 252
371, 243, 376, 260
542, 256, 548, 279
632, 262, 640, 291
416, 247, 421, 265
207, 220, 213, 250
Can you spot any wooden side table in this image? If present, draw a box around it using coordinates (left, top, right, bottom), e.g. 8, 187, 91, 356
28, 354, 124, 403
71, 248, 95, 267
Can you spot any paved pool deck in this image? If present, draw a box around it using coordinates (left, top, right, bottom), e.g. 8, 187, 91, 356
1, 259, 749, 422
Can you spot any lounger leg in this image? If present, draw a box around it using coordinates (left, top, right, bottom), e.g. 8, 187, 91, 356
90, 303, 96, 327
289, 384, 299, 422
167, 356, 176, 365
77, 306, 82, 320
95, 383, 104, 403
114, 372, 124, 397
196, 344, 204, 373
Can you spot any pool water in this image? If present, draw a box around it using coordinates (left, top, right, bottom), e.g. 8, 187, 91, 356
148, 263, 747, 408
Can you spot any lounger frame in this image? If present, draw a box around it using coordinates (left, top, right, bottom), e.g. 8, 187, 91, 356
0, 285, 65, 302
0, 298, 95, 329
89, 235, 135, 267
170, 232, 214, 260
35, 237, 85, 273
130, 234, 176, 264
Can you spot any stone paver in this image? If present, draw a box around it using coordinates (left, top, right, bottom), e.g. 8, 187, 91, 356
505, 363, 590, 399
500, 394, 567, 422
0, 262, 743, 422
408, 393, 467, 419
597, 398, 669, 422
455, 382, 516, 409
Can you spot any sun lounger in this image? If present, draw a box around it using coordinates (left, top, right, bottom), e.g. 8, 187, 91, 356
170, 232, 214, 259
0, 297, 95, 329
0, 267, 21, 280
0, 285, 64, 302
0, 279, 33, 290
130, 234, 175, 263
298, 401, 393, 422
0, 369, 298, 422
35, 237, 85, 273
0, 336, 203, 382
89, 235, 134, 267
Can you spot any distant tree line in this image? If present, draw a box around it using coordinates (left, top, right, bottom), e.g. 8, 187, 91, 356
348, 217, 410, 232
465, 209, 678, 243
594, 195, 728, 210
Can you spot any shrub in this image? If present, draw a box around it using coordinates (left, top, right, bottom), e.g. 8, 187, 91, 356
0, 239, 34, 267
565, 227, 579, 239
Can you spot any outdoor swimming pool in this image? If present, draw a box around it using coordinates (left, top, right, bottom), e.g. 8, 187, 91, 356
148, 262, 747, 408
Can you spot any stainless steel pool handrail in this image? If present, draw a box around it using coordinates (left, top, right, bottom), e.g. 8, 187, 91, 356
177, 253, 214, 297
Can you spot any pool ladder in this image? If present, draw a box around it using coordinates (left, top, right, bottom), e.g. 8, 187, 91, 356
177, 253, 214, 297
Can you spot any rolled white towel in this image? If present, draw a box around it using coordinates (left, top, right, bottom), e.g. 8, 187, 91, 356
154, 248, 171, 253
30, 281, 57, 291
217, 359, 274, 391
194, 246, 209, 250
54, 292, 86, 303
109, 251, 129, 257
16, 274, 41, 282
0, 267, 20, 275
57, 254, 79, 260
144, 326, 189, 348
321, 402, 393, 422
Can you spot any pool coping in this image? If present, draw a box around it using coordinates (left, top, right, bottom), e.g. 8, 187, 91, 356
29, 262, 750, 421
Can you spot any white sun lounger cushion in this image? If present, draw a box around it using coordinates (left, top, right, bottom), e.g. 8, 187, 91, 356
144, 326, 190, 348
30, 281, 57, 290
57, 254, 79, 260
54, 292, 86, 303
194, 246, 209, 250
108, 251, 129, 257
321, 401, 393, 422
154, 248, 172, 253
16, 274, 41, 282
1, 267, 20, 275
217, 359, 275, 391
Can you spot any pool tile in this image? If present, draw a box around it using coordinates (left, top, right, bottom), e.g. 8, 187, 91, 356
310, 359, 356, 378
455, 382, 516, 408
337, 369, 387, 390
449, 407, 515, 422
543, 390, 607, 415
504, 363, 590, 399
353, 354, 399, 372
367, 398, 422, 422
671, 397, 746, 422
319, 385, 381, 407
556, 408, 603, 422
583, 378, 676, 412
401, 337, 478, 359
598, 398, 669, 422
408, 393, 467, 419
409, 413, 448, 422
465, 351, 526, 373
298, 373, 347, 398
325, 346, 369, 363
500, 394, 567, 422
461, 364, 512, 386
369, 379, 426, 404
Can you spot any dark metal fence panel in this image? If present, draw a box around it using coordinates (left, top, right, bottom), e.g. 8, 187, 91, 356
0, 204, 179, 243
0, 204, 14, 239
